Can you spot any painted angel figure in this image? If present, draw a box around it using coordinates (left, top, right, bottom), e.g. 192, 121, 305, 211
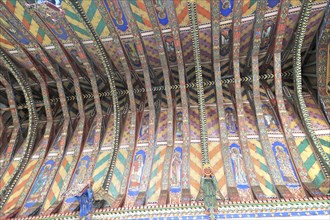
197, 167, 224, 218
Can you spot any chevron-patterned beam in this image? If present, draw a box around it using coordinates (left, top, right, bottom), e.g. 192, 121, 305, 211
317, 2, 330, 124
293, 0, 330, 176
164, 0, 191, 203
144, 0, 175, 205
0, 72, 20, 175
121, 0, 157, 206
0, 47, 38, 209
187, 0, 209, 166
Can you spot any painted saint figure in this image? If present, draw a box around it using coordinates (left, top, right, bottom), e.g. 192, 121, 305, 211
262, 104, 279, 131
71, 159, 89, 187
139, 114, 149, 140
176, 112, 183, 138
125, 43, 141, 67
225, 108, 237, 133
29, 163, 53, 201
107, 0, 124, 25
154, 0, 166, 19
130, 154, 144, 190
170, 150, 182, 187
275, 145, 298, 184
230, 147, 247, 185
220, 28, 232, 56
164, 36, 176, 63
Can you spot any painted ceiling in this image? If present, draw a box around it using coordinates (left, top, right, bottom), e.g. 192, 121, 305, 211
0, 0, 327, 121
0, 0, 329, 219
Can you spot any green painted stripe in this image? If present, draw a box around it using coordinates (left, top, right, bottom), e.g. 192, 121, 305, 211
109, 183, 118, 198
312, 171, 325, 188
86, 2, 97, 21
95, 153, 110, 168
265, 180, 275, 193
9, 0, 16, 7
130, 0, 138, 7
94, 168, 107, 182
37, 29, 46, 39
50, 196, 56, 205
260, 162, 268, 173
150, 166, 158, 179
23, 11, 32, 23
117, 152, 126, 165
304, 154, 317, 171
113, 166, 122, 181
71, 25, 91, 38
133, 14, 144, 25
96, 21, 106, 36
319, 138, 330, 147
147, 184, 156, 198
298, 138, 309, 154
58, 178, 64, 188
256, 147, 264, 156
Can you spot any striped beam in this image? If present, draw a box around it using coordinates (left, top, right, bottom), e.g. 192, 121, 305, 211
121, 0, 157, 206
165, 0, 191, 203
0, 72, 19, 176
144, 0, 175, 204
211, 0, 238, 201
230, 0, 255, 201
5, 1, 69, 123
2, 0, 51, 45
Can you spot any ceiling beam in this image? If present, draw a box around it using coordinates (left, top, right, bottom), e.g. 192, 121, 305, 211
0, 47, 38, 209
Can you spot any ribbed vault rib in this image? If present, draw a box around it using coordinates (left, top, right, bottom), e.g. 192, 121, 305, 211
249, 0, 294, 199
230, 0, 254, 202
0, 10, 52, 122
317, 3, 330, 124
121, 0, 157, 206
293, 0, 330, 174
0, 72, 20, 174
187, 0, 208, 167
0, 47, 38, 208
270, 0, 326, 195
144, 0, 175, 204
165, 0, 191, 203
211, 0, 234, 201
94, 0, 137, 197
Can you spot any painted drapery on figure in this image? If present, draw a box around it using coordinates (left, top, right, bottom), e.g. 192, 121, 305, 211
75, 188, 94, 219
170, 149, 182, 187
130, 152, 145, 191
230, 146, 248, 186
273, 142, 298, 185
